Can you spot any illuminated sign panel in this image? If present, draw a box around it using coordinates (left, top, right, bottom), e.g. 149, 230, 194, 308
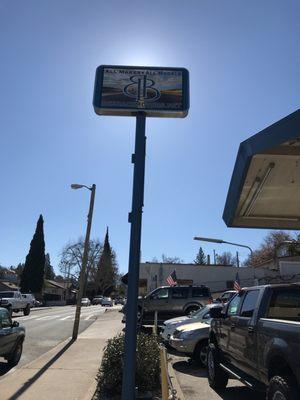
93, 65, 189, 118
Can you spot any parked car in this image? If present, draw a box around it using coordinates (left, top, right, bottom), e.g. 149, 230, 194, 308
92, 295, 103, 305
22, 293, 36, 308
34, 300, 43, 307
0, 291, 31, 317
208, 283, 300, 399
114, 297, 125, 305
170, 320, 211, 366
101, 297, 113, 307
81, 298, 91, 306
213, 290, 237, 304
0, 307, 25, 366
161, 303, 223, 343
133, 285, 212, 322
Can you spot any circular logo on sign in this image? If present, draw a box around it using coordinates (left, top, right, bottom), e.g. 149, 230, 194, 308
123, 75, 160, 106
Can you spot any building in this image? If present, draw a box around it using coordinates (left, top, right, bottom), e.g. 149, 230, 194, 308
43, 280, 77, 305
139, 262, 255, 295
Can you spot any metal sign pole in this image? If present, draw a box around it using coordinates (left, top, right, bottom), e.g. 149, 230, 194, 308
122, 113, 147, 400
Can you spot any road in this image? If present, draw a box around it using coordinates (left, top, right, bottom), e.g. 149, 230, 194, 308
0, 305, 122, 377
170, 353, 265, 400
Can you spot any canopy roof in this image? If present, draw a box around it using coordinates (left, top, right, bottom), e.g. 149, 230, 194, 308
223, 109, 300, 229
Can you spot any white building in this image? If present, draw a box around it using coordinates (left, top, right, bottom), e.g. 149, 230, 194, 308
139, 262, 255, 295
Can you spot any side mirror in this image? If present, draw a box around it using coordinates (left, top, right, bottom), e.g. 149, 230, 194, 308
12, 321, 19, 328
210, 307, 223, 319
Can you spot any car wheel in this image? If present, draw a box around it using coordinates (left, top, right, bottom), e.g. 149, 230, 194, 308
7, 306, 12, 318
7, 341, 23, 367
207, 344, 228, 390
185, 306, 200, 316
23, 304, 30, 316
267, 375, 297, 400
193, 339, 209, 367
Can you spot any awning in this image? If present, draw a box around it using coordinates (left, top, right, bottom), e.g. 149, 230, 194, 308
223, 109, 300, 229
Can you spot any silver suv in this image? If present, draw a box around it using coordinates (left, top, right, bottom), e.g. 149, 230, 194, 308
138, 285, 212, 321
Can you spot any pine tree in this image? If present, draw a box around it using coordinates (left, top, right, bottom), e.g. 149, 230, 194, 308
44, 253, 55, 280
20, 215, 46, 294
194, 247, 207, 265
94, 228, 117, 296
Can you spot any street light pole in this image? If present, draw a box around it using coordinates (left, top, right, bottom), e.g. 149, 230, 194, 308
72, 183, 96, 341
194, 236, 255, 282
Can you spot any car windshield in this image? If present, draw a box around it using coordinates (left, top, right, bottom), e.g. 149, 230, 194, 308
0, 292, 14, 298
82, 298, 89, 301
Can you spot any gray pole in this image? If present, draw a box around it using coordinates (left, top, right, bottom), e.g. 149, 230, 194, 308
122, 114, 146, 400
236, 251, 240, 268
72, 184, 96, 341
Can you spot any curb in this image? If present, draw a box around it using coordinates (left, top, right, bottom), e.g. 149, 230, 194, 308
30, 307, 52, 312
168, 358, 186, 400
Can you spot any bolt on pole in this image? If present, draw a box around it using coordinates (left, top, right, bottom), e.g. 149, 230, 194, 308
72, 184, 96, 341
121, 113, 146, 399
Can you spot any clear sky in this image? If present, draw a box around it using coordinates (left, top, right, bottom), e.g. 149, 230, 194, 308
1, 0, 300, 274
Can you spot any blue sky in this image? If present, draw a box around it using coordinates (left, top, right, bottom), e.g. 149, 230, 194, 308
0, 0, 299, 274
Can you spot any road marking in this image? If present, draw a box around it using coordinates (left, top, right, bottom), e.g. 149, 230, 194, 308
35, 315, 62, 321
60, 315, 73, 320
84, 314, 94, 320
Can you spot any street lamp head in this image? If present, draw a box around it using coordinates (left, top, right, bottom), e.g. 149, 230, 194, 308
71, 184, 85, 190
194, 236, 224, 244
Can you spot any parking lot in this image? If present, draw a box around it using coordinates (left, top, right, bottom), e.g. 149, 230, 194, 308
169, 352, 265, 400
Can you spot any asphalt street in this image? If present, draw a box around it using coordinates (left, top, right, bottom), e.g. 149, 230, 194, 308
0, 305, 121, 377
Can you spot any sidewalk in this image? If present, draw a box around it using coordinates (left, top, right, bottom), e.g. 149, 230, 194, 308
0, 311, 123, 400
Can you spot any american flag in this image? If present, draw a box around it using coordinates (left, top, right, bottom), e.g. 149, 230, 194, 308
234, 272, 241, 291
166, 270, 177, 286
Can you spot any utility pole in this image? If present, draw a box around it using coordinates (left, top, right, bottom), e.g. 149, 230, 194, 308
213, 249, 216, 265
72, 184, 96, 341
236, 251, 240, 268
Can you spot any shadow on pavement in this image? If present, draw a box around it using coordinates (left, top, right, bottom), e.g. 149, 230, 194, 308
7, 338, 75, 400
172, 359, 265, 400
214, 386, 265, 400
173, 360, 207, 378
0, 361, 14, 376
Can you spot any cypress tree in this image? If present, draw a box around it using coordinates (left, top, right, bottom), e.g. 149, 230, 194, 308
44, 253, 55, 280
95, 227, 117, 296
20, 215, 46, 294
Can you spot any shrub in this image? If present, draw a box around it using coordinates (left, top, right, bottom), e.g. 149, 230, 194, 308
97, 332, 160, 398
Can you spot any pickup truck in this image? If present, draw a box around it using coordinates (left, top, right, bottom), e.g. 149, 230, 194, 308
0, 291, 31, 317
208, 283, 300, 400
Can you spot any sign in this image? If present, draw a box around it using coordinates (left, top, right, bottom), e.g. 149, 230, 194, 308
223, 109, 300, 229
93, 65, 189, 118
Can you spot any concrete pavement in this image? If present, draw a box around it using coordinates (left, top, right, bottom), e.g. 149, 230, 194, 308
0, 310, 123, 400
8, 305, 112, 369
169, 353, 265, 400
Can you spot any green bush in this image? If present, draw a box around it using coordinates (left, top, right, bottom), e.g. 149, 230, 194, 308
97, 332, 160, 398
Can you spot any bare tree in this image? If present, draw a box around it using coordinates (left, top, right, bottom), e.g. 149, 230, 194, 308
216, 251, 236, 266
59, 238, 103, 282
245, 231, 292, 266
161, 254, 184, 264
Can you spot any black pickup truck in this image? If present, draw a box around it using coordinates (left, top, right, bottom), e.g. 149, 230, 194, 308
208, 284, 300, 400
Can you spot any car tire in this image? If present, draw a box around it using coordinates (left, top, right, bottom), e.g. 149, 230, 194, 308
267, 375, 297, 400
207, 344, 228, 390
7, 306, 12, 318
193, 339, 209, 367
23, 304, 30, 316
7, 340, 23, 367
185, 306, 200, 316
